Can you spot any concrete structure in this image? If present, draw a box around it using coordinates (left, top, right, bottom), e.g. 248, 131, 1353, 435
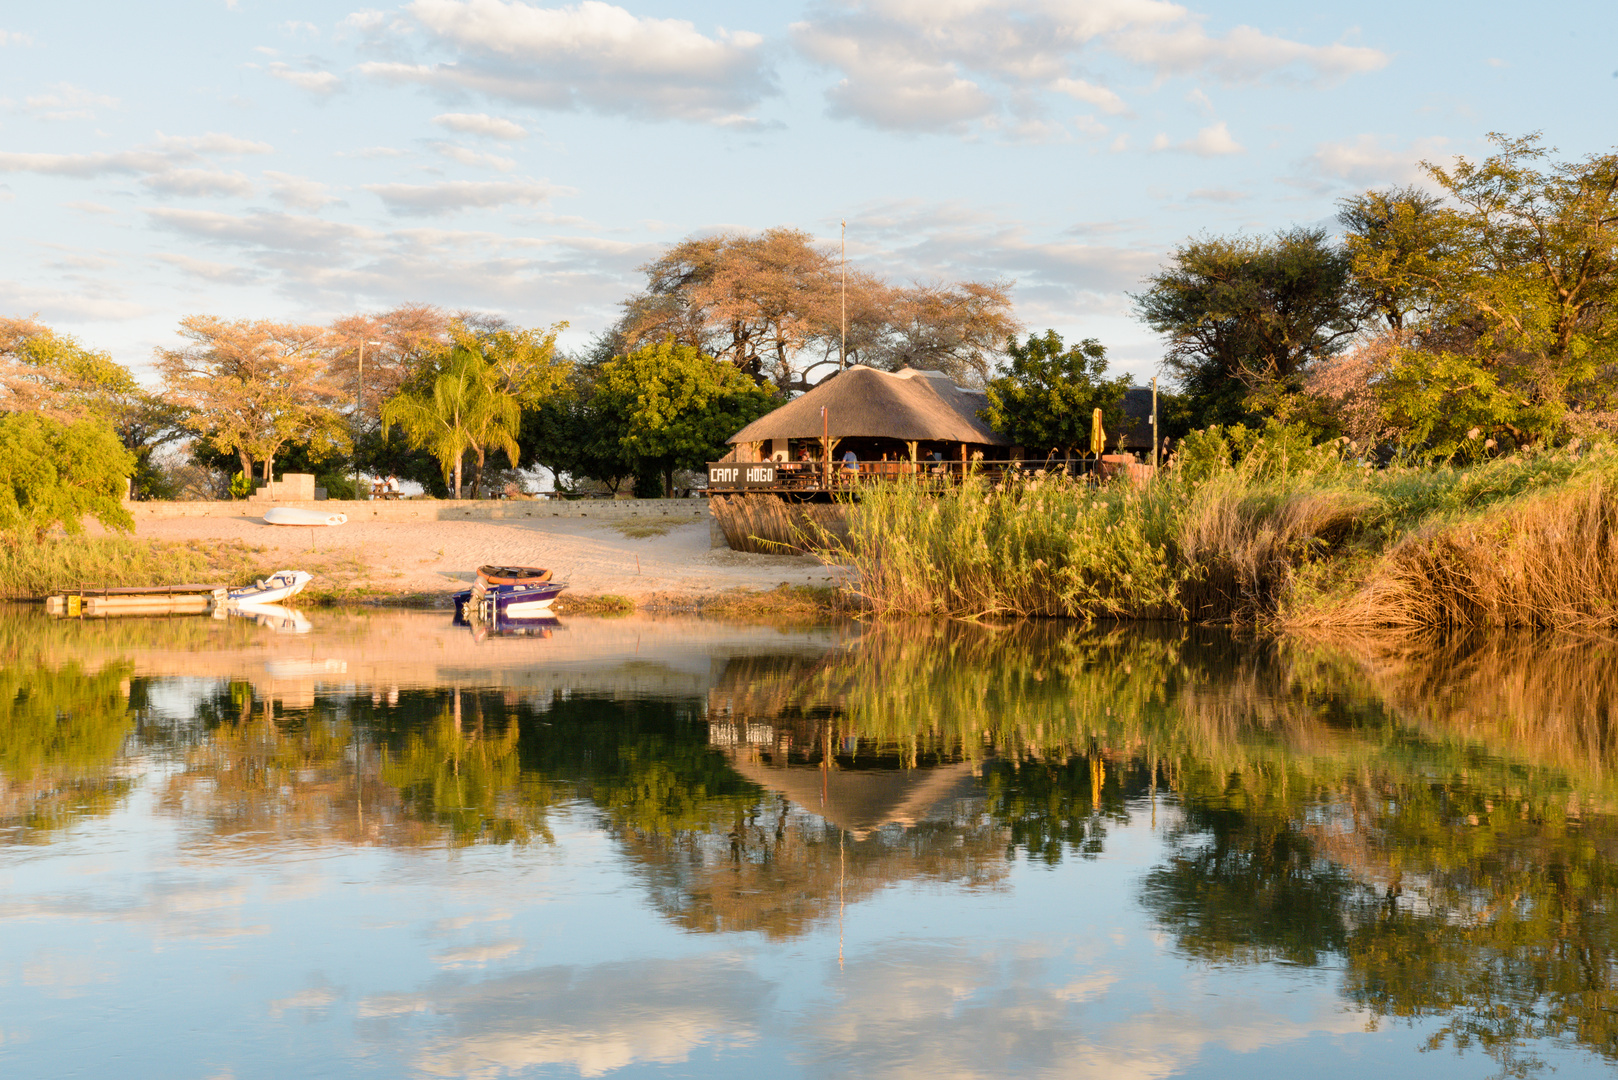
123, 497, 710, 523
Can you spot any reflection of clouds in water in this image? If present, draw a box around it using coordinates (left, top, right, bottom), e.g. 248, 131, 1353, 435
141, 676, 231, 722
267, 986, 338, 1020
0, 875, 268, 944
20, 948, 117, 997
358, 956, 769, 1079
432, 939, 524, 968
795, 942, 1364, 1080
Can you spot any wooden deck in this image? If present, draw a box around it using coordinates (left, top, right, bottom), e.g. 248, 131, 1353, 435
705, 457, 1146, 495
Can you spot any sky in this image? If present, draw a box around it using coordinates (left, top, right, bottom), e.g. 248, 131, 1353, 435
2, 0, 1614, 386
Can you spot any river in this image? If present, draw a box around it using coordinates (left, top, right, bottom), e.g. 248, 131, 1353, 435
3, 608, 1615, 1078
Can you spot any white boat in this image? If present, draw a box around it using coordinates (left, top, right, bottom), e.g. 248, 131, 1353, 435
263, 507, 347, 527
228, 570, 313, 605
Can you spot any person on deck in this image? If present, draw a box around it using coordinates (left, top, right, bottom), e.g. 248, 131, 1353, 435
842, 449, 859, 474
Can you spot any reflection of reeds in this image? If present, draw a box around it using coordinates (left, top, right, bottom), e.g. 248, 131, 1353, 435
708, 495, 851, 555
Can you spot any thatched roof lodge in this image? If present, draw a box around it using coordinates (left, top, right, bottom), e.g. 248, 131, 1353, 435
725, 366, 1011, 464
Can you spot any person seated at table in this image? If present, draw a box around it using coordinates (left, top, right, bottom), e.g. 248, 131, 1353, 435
797, 446, 813, 462
842, 449, 859, 474
385, 473, 401, 497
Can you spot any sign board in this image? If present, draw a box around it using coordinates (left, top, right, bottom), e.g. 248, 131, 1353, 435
707, 463, 778, 489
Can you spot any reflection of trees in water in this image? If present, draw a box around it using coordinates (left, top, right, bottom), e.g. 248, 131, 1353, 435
11, 610, 1618, 1071
0, 659, 136, 840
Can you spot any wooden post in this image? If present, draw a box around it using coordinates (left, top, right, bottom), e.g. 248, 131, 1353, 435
822, 406, 830, 488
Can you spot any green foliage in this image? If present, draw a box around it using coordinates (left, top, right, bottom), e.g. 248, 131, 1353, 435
1173, 420, 1347, 483
983, 330, 1133, 455
1134, 227, 1359, 426
229, 471, 253, 500
0, 414, 135, 542
1338, 134, 1618, 457
593, 338, 777, 497
382, 348, 520, 498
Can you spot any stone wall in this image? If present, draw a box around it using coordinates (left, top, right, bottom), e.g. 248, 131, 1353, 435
124, 497, 711, 523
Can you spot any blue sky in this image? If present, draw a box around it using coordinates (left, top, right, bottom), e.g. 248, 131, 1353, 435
2, 0, 1614, 385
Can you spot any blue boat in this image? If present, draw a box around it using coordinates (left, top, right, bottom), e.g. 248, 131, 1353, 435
452, 578, 567, 623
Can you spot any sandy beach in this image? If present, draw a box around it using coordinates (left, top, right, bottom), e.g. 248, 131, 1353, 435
127, 511, 846, 607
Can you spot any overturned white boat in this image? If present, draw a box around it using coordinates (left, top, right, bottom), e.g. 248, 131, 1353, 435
228, 570, 313, 606
263, 507, 347, 527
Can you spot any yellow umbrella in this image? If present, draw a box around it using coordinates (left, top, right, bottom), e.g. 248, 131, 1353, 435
1090, 408, 1105, 455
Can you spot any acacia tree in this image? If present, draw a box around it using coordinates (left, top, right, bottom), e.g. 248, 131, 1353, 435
618, 229, 1018, 392
159, 316, 344, 482
1133, 228, 1361, 426
1351, 134, 1618, 454
593, 339, 776, 497
983, 331, 1133, 459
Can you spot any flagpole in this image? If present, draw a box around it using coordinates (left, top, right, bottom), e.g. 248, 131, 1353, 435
840, 219, 847, 371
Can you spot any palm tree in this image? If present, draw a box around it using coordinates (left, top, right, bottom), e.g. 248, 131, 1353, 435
380, 350, 519, 498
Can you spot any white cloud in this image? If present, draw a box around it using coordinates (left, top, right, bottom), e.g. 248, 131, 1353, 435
280, 20, 320, 38
341, 10, 389, 32
22, 83, 120, 121
1152, 121, 1242, 156
791, 0, 1389, 135
365, 179, 562, 216
63, 200, 119, 215
429, 142, 519, 171
0, 133, 272, 200
264, 171, 339, 210
362, 0, 776, 124
145, 207, 374, 254
0, 30, 35, 47
153, 252, 261, 286
142, 168, 255, 198
0, 278, 150, 322
432, 112, 529, 140
1304, 133, 1448, 185
1051, 77, 1128, 115
267, 62, 344, 96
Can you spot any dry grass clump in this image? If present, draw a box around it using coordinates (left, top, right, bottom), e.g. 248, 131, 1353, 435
700, 583, 843, 622
709, 495, 851, 555
1331, 473, 1618, 630
1177, 483, 1373, 622
609, 514, 705, 539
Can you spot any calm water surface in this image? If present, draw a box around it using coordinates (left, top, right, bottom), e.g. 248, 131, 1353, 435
4, 609, 1617, 1079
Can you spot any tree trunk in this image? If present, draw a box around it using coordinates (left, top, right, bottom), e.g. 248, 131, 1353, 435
664, 465, 674, 499
239, 449, 253, 480
453, 455, 462, 499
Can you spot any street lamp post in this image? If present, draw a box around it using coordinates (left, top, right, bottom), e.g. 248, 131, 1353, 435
354, 338, 382, 500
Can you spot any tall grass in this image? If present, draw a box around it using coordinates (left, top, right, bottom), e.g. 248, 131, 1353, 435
830, 439, 1618, 629
0, 536, 268, 599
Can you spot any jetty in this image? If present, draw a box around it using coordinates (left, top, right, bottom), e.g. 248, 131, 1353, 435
46, 584, 228, 617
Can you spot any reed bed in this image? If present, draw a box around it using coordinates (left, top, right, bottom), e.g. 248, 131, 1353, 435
828, 439, 1618, 629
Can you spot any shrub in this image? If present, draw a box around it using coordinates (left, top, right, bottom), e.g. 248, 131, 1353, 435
0, 414, 134, 543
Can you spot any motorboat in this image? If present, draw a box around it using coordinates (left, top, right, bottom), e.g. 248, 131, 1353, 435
263, 507, 347, 527
453, 569, 567, 623
228, 570, 313, 605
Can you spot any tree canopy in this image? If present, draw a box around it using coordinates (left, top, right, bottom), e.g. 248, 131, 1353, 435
0, 413, 135, 542
983, 330, 1133, 458
1134, 227, 1359, 427
618, 228, 1019, 393
592, 339, 777, 497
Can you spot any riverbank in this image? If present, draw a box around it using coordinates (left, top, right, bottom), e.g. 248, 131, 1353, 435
7, 509, 848, 614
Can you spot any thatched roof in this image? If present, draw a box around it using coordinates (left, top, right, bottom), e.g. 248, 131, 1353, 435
728, 366, 1011, 446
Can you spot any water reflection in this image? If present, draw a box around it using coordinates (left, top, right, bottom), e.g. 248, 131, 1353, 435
4, 608, 1618, 1077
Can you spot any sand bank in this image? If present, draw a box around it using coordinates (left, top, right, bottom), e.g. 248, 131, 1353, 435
123, 509, 846, 608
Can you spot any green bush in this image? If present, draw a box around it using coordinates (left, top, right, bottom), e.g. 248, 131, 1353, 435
0, 414, 134, 543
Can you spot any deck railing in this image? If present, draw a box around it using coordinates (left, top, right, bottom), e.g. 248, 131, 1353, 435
704, 457, 1151, 494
